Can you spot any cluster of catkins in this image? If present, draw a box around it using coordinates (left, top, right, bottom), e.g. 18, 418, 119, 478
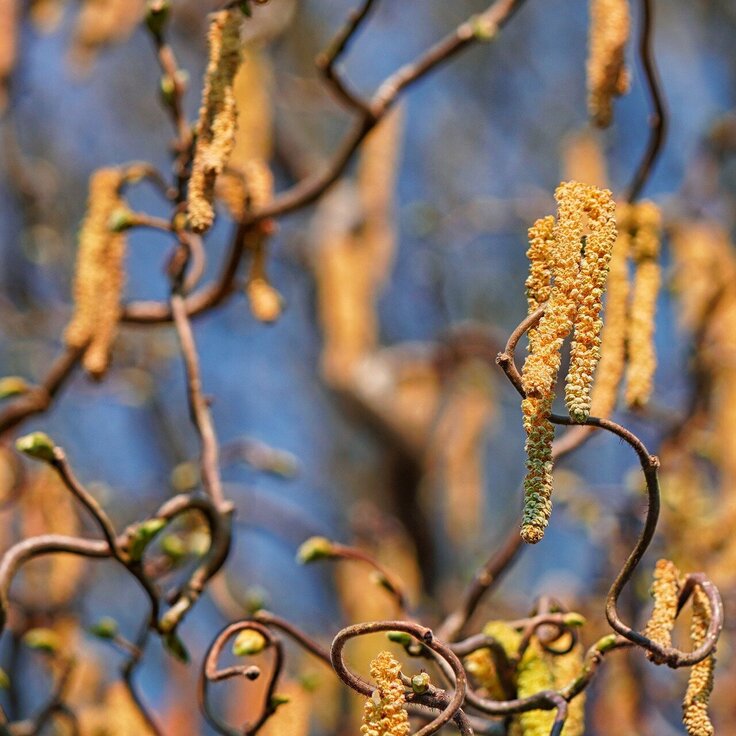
644, 560, 716, 736
520, 181, 617, 544
591, 200, 662, 417
361, 651, 411, 736
465, 621, 585, 735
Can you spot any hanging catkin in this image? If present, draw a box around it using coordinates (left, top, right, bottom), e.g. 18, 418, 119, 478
64, 167, 127, 378
589, 202, 631, 417
187, 9, 243, 234
625, 200, 661, 408
587, 0, 631, 127
682, 587, 716, 736
564, 185, 617, 422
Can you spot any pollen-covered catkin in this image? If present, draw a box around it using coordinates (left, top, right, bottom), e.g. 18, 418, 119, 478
521, 182, 587, 399
521, 395, 554, 544
590, 203, 631, 417
682, 587, 715, 736
625, 201, 661, 409
565, 185, 617, 422
360, 651, 410, 736
525, 215, 556, 349
187, 9, 243, 234
587, 0, 631, 127
64, 167, 127, 378
643, 559, 680, 656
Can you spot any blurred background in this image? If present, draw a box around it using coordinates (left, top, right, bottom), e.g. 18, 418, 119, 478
0, 0, 735, 733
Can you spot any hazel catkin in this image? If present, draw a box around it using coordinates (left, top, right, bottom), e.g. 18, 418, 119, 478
625, 200, 661, 409
587, 0, 631, 127
564, 185, 617, 422
187, 9, 243, 234
360, 651, 410, 736
682, 587, 715, 736
64, 167, 127, 378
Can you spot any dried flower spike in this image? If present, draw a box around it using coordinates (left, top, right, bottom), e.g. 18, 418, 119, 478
360, 651, 410, 736
625, 200, 661, 409
187, 9, 243, 233
587, 0, 631, 127
64, 167, 127, 378
565, 185, 617, 422
643, 559, 680, 656
683, 587, 715, 736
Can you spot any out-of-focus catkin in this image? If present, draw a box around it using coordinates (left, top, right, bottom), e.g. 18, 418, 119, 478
70, 0, 146, 69
464, 621, 521, 699
590, 203, 631, 417
64, 167, 127, 378
682, 587, 715, 736
187, 9, 243, 234
514, 640, 556, 736
564, 185, 617, 422
360, 651, 410, 736
625, 200, 661, 409
587, 0, 631, 127
643, 559, 680, 655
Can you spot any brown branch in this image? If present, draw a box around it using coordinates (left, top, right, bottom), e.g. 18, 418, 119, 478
625, 0, 668, 202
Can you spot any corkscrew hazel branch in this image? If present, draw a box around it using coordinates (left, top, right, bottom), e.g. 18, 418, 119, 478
331, 620, 468, 736
496, 306, 724, 666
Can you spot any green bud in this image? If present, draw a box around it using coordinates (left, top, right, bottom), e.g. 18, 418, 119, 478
23, 628, 61, 654
411, 672, 430, 694
299, 672, 320, 693
127, 518, 167, 561
159, 74, 176, 106
0, 376, 30, 399
232, 629, 267, 657
386, 631, 413, 646
88, 617, 119, 640
15, 432, 56, 463
562, 612, 586, 628
145, 0, 170, 38
296, 536, 335, 564
160, 534, 187, 563
269, 694, 290, 710
470, 14, 497, 41
108, 208, 135, 233
163, 632, 189, 663
239, 1, 253, 17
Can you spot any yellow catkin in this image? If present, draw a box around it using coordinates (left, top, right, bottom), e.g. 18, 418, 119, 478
360, 651, 410, 736
64, 167, 127, 378
521, 215, 557, 544
514, 640, 557, 736
548, 642, 586, 736
464, 621, 522, 699
187, 9, 243, 234
522, 183, 586, 400
564, 185, 617, 422
587, 0, 631, 127
643, 559, 680, 655
589, 203, 631, 418
625, 201, 661, 408
520, 182, 615, 542
682, 587, 715, 736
